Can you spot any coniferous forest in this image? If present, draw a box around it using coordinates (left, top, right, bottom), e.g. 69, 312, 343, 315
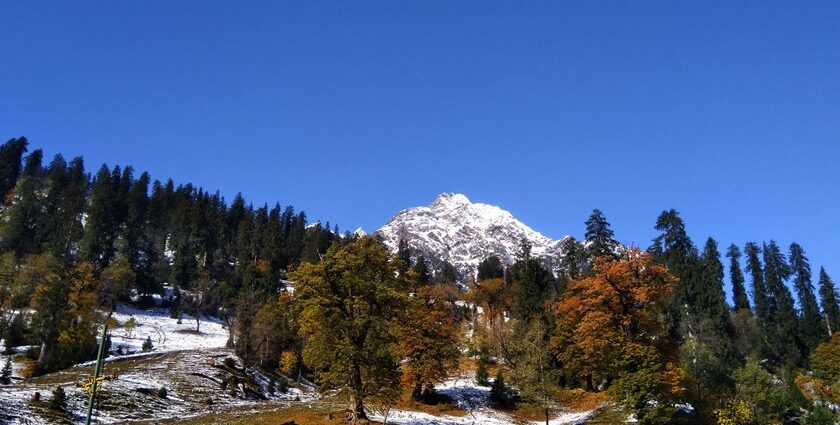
1, 136, 840, 425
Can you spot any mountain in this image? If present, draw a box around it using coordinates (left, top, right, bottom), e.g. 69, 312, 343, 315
374, 193, 570, 277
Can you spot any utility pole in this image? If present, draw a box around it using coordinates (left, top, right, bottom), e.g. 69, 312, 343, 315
85, 323, 108, 425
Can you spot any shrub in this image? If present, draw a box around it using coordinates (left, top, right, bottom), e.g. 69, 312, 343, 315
222, 357, 236, 369
142, 336, 154, 352
490, 371, 513, 407
812, 334, 840, 382
730, 360, 785, 424
157, 386, 168, 398
3, 313, 27, 353
49, 386, 66, 411
475, 360, 489, 387
277, 376, 289, 393
124, 317, 137, 338
475, 346, 490, 386
806, 404, 837, 425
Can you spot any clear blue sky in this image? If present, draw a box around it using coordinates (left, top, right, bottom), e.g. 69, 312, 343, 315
2, 2, 839, 299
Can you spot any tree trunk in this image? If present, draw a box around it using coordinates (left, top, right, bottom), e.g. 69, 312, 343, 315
585, 374, 594, 392
348, 392, 367, 423
348, 364, 367, 422
37, 341, 49, 366
225, 317, 235, 348
196, 316, 200, 333
412, 382, 423, 400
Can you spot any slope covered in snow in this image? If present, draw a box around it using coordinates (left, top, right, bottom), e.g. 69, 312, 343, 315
374, 193, 570, 276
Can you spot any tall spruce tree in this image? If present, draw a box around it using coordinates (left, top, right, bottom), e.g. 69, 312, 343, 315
559, 236, 584, 280
818, 267, 839, 336
0, 137, 28, 202
726, 244, 751, 311
762, 240, 800, 365
745, 243, 769, 326
396, 237, 412, 276
649, 209, 697, 339
42, 156, 87, 258
649, 209, 696, 275
437, 261, 458, 284
507, 239, 555, 323
788, 243, 825, 352
412, 256, 431, 286
584, 209, 617, 261
477, 255, 504, 281
80, 165, 119, 267
698, 238, 734, 331
683, 238, 740, 399
0, 149, 46, 256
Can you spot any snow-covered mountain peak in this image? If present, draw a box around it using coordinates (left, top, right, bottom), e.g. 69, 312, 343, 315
374, 193, 569, 277
431, 192, 472, 208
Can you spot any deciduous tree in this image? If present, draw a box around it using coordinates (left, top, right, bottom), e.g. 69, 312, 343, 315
291, 236, 408, 422
552, 249, 682, 419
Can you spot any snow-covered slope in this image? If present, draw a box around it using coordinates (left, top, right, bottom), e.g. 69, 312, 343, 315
374, 193, 570, 276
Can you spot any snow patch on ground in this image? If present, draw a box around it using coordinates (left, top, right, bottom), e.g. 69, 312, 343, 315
106, 303, 229, 358
369, 372, 596, 425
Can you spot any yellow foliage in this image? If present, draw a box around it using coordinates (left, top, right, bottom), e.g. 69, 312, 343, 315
279, 350, 298, 374
714, 400, 756, 425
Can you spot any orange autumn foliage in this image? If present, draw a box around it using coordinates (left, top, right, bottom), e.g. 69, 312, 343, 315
552, 249, 679, 392
393, 283, 462, 393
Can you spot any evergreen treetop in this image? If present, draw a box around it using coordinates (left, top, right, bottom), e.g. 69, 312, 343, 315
726, 243, 751, 311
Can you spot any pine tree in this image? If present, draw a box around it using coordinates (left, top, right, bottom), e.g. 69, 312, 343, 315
49, 386, 66, 411
412, 256, 431, 286
649, 209, 695, 277
726, 244, 751, 311
42, 156, 86, 258
142, 336, 154, 352
584, 209, 617, 261
762, 241, 800, 365
489, 370, 512, 406
396, 237, 412, 275
120, 171, 150, 272
507, 250, 555, 323
649, 209, 697, 340
80, 165, 119, 267
693, 238, 739, 388
745, 243, 770, 326
559, 236, 584, 280
699, 238, 731, 324
477, 255, 504, 281
437, 261, 458, 284
788, 243, 825, 352
0, 137, 28, 203
475, 346, 490, 386
0, 149, 46, 256
818, 268, 839, 336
